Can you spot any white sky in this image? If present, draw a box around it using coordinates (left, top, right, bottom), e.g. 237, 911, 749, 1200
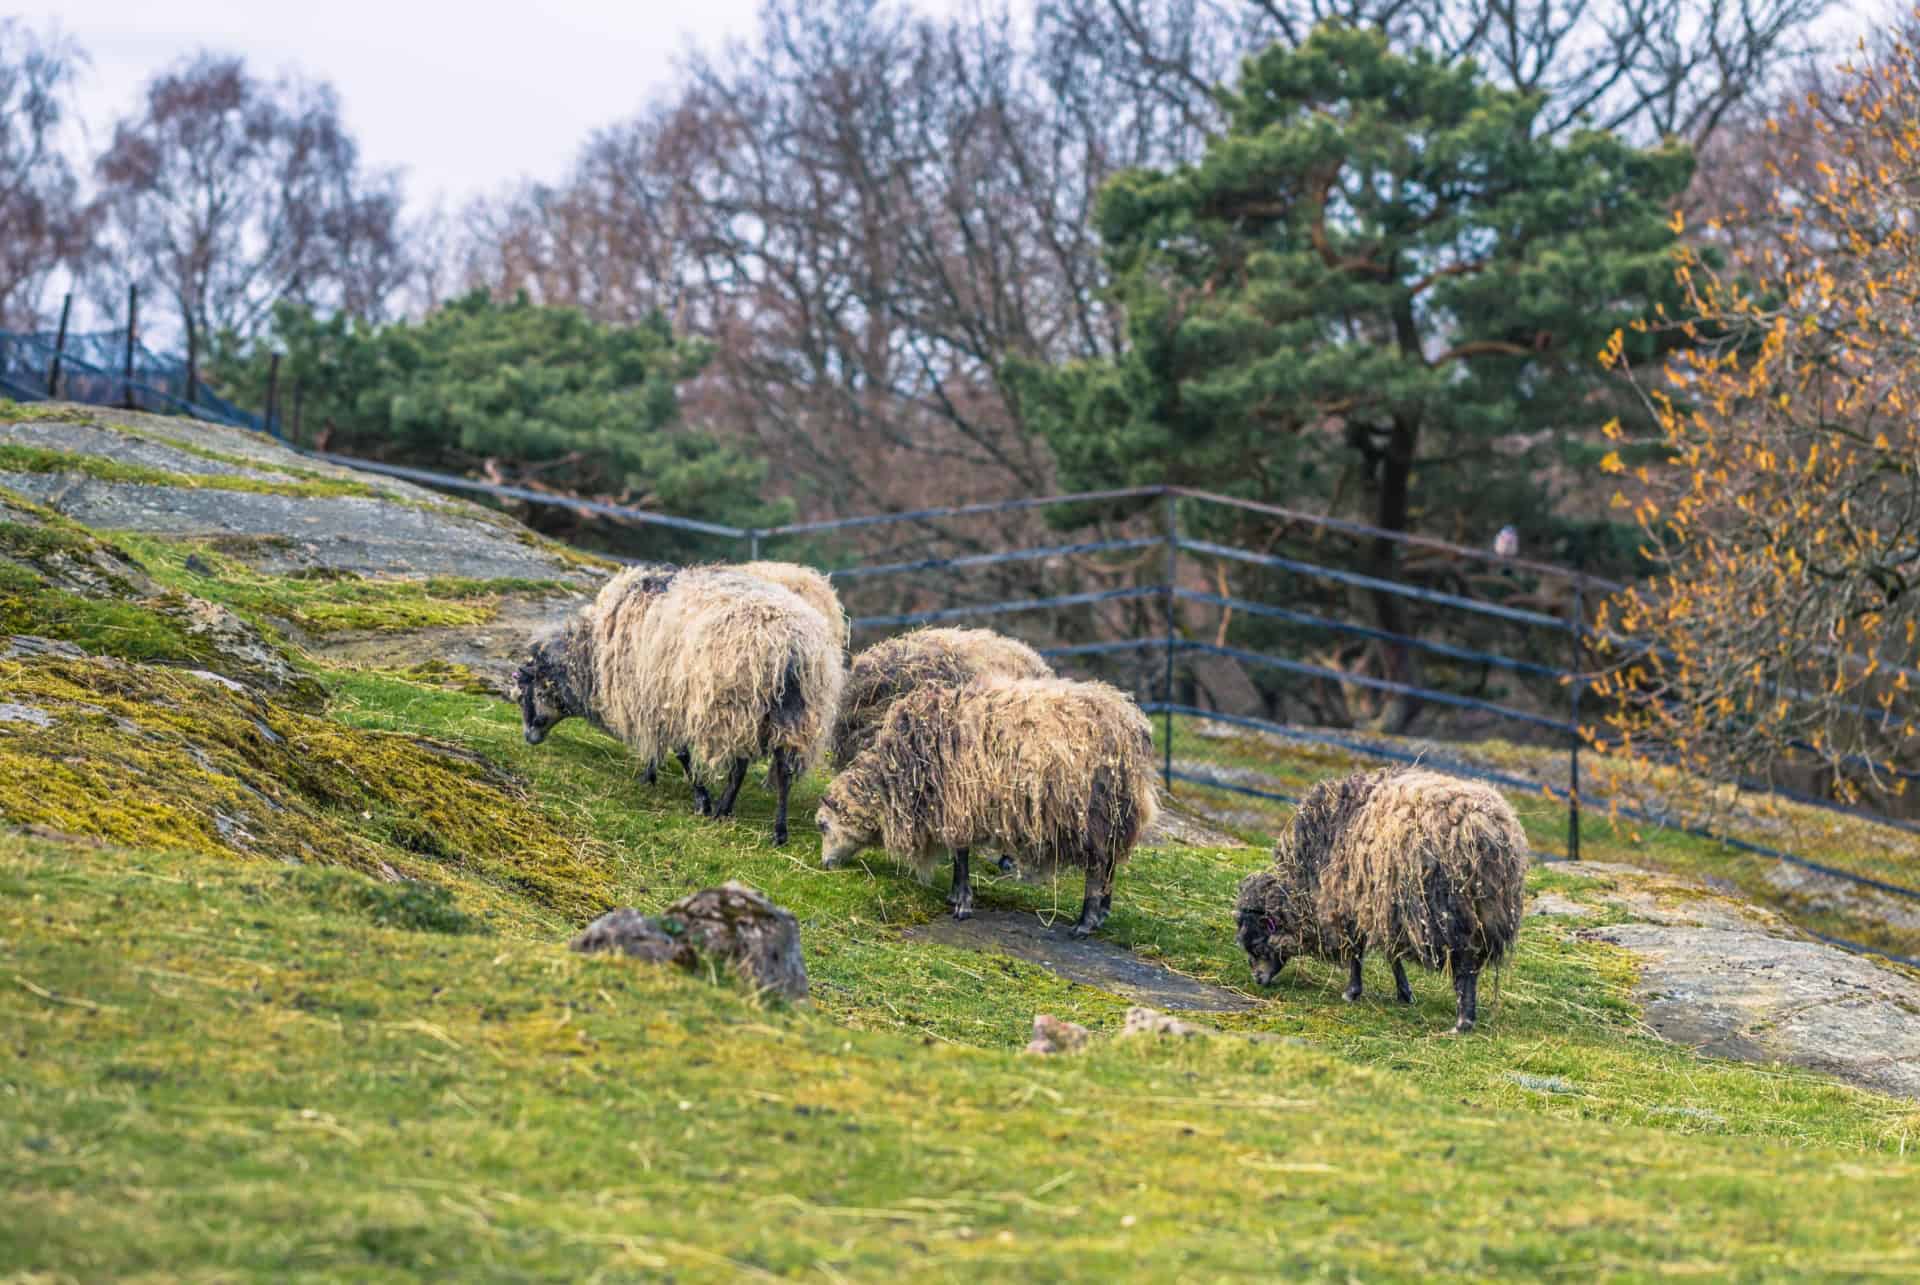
38, 0, 790, 210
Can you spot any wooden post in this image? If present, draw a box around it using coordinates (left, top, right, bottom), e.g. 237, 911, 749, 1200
122, 284, 139, 410
264, 353, 282, 438
1568, 580, 1585, 861
1163, 490, 1178, 793
46, 293, 72, 398
290, 380, 304, 445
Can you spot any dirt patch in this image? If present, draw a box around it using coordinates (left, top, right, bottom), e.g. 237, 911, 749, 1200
904, 909, 1256, 1012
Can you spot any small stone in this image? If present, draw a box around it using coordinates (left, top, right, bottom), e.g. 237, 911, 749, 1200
571, 881, 809, 1001
1023, 1014, 1092, 1056
1120, 1006, 1215, 1039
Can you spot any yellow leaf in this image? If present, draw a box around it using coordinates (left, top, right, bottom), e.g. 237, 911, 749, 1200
1600, 451, 1625, 474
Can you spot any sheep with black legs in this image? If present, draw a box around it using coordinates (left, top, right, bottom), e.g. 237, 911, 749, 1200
1233, 767, 1526, 1033
815, 675, 1159, 937
512, 564, 843, 844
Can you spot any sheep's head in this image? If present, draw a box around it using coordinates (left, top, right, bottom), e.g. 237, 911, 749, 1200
512, 637, 579, 746
814, 779, 877, 870
1234, 871, 1296, 986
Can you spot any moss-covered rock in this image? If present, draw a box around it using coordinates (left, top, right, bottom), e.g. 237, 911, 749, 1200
0, 655, 614, 920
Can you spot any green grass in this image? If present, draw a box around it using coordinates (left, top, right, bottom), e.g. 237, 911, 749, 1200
8, 498, 1920, 1278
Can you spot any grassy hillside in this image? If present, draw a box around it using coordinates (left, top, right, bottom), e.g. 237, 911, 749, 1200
5, 467, 1920, 1279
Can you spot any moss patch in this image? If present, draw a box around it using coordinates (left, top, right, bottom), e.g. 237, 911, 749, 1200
0, 656, 612, 923
0, 441, 382, 498
114, 534, 569, 635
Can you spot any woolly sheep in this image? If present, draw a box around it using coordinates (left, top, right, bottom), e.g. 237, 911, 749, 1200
513, 564, 844, 844
831, 626, 1054, 767
815, 675, 1159, 937
1233, 767, 1526, 1033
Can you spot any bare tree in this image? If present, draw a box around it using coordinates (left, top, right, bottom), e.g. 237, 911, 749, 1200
0, 19, 94, 330
91, 53, 408, 345
1037, 0, 1838, 148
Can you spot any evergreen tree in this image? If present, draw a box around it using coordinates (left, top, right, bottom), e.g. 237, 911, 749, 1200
216, 291, 788, 558
1010, 23, 1691, 727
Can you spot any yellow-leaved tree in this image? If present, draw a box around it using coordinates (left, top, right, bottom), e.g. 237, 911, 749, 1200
1594, 21, 1920, 813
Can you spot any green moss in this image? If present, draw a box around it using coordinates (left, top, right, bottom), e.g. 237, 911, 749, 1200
0, 442, 382, 498
114, 534, 570, 635
0, 657, 613, 922
266, 866, 491, 935
391, 658, 500, 695
0, 400, 96, 425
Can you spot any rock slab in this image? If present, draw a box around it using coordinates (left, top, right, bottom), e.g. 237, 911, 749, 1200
572, 882, 809, 1001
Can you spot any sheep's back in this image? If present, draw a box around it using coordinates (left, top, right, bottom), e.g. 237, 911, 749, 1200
833, 628, 1053, 765
1326, 769, 1527, 968
735, 561, 849, 654
878, 675, 1158, 870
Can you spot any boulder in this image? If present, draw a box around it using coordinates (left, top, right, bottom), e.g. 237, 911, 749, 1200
571, 881, 809, 1001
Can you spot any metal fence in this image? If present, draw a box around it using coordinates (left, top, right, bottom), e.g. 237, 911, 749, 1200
8, 354, 1919, 966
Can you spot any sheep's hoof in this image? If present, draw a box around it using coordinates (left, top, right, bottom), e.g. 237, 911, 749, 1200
771, 826, 789, 846
1396, 989, 1414, 1005
996, 855, 1016, 874
1448, 1020, 1475, 1036
1342, 985, 1363, 1003
949, 906, 973, 922
1069, 922, 1094, 939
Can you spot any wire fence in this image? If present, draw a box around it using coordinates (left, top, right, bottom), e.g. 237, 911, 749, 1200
7, 345, 1919, 967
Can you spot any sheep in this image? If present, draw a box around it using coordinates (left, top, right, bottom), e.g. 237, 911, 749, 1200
735, 560, 848, 655
512, 564, 844, 844
815, 675, 1159, 937
1232, 767, 1527, 1033
830, 627, 1054, 768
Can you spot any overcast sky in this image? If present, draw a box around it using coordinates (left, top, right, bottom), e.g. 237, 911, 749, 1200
36, 0, 822, 211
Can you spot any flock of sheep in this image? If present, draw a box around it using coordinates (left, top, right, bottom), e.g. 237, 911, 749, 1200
512, 559, 1527, 1033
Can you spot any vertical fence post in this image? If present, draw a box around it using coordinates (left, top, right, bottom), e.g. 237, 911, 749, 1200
1162, 489, 1178, 793
46, 293, 72, 399
1568, 579, 1585, 861
265, 353, 282, 438
122, 284, 139, 410
184, 312, 199, 410
748, 530, 761, 561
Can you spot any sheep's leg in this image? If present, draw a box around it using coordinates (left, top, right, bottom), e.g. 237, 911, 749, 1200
769, 748, 794, 846
947, 847, 974, 920
1392, 959, 1414, 1005
712, 757, 750, 818
1343, 954, 1365, 1003
1071, 857, 1114, 939
996, 854, 1016, 874
1450, 954, 1482, 1034
643, 758, 657, 787
677, 749, 711, 816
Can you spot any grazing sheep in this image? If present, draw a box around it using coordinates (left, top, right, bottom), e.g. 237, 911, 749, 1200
1233, 767, 1527, 1033
513, 565, 843, 843
816, 675, 1159, 937
735, 560, 848, 655
830, 627, 1054, 768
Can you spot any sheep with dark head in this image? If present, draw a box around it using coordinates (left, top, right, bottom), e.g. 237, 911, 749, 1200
815, 675, 1159, 937
1234, 767, 1526, 1033
831, 626, 1054, 768
512, 564, 844, 844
